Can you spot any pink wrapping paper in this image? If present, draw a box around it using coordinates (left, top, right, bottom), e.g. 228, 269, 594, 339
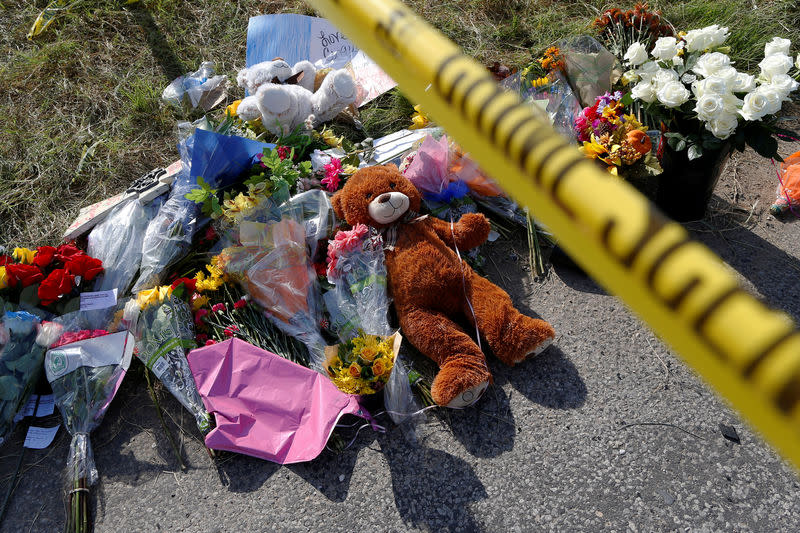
187, 338, 377, 464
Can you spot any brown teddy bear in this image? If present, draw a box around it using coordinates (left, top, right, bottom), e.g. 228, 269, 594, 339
331, 164, 556, 407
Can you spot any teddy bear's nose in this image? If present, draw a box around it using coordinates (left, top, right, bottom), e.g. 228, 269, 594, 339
378, 193, 392, 204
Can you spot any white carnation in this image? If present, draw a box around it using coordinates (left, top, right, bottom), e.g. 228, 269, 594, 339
624, 42, 649, 66
631, 81, 657, 103
694, 94, 725, 121
652, 37, 679, 61
768, 74, 800, 99
684, 25, 730, 52
657, 81, 691, 108
692, 52, 732, 78
705, 113, 739, 140
731, 72, 757, 93
764, 37, 791, 57
759, 53, 794, 81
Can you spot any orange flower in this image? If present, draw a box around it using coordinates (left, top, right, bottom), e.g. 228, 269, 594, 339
348, 363, 361, 378
627, 130, 652, 155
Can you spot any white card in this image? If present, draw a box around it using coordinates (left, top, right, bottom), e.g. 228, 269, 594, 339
79, 289, 118, 311
23, 426, 59, 449
35, 394, 55, 417
13, 395, 38, 422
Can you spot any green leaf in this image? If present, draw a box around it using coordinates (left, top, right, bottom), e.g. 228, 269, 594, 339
620, 92, 633, 106
747, 134, 779, 160
19, 284, 40, 308
687, 144, 703, 161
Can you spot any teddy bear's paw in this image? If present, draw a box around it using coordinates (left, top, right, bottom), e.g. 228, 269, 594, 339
258, 85, 292, 115
446, 381, 490, 409
493, 318, 555, 366
236, 97, 261, 121
525, 335, 555, 359
328, 70, 357, 100
431, 360, 492, 407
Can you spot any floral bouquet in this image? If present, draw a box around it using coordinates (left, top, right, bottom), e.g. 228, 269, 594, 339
400, 134, 478, 221
575, 91, 662, 184
623, 28, 799, 160
324, 332, 401, 395
324, 225, 419, 421
0, 244, 104, 314
593, 3, 674, 65
0, 307, 50, 447
192, 285, 310, 367
217, 216, 328, 370
44, 325, 134, 533
126, 279, 210, 433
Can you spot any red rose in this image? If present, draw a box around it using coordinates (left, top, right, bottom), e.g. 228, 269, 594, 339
66, 254, 104, 281
5, 264, 44, 288
55, 243, 83, 263
0, 255, 13, 266
170, 277, 197, 293
33, 246, 57, 268
38, 268, 75, 306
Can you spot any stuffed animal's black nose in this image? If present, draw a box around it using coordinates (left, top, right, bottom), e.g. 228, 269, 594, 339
378, 193, 392, 203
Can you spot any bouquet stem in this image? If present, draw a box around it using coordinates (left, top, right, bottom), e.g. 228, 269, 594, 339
144, 368, 186, 471
65, 476, 89, 533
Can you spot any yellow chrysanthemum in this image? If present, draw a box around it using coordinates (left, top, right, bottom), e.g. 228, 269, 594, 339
12, 247, 36, 264
136, 288, 161, 309
341, 164, 359, 176
192, 294, 210, 311
0, 266, 8, 290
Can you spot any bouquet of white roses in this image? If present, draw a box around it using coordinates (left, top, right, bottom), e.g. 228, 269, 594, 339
623, 26, 799, 160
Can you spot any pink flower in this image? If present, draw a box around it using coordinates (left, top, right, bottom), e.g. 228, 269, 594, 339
223, 325, 239, 337
321, 157, 343, 192
195, 308, 209, 325
205, 339, 217, 346
233, 299, 247, 310
211, 303, 226, 313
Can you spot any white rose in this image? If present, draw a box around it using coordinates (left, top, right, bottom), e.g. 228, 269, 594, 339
624, 42, 649, 66
731, 72, 757, 93
796, 53, 800, 70
672, 55, 684, 67
684, 25, 729, 52
768, 74, 800, 99
631, 81, 657, 103
715, 66, 738, 86
759, 53, 793, 81
721, 93, 744, 114
739, 90, 770, 121
652, 37, 679, 61
764, 37, 791, 57
694, 94, 725, 121
692, 52, 732, 78
657, 80, 691, 108
651, 68, 679, 89
692, 76, 729, 98
636, 61, 660, 82
705, 113, 739, 140
759, 86, 785, 114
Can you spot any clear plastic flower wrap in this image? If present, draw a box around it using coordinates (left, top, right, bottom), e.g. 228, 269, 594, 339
162, 61, 228, 112
125, 283, 210, 433
559, 36, 618, 107
520, 69, 583, 141
133, 129, 278, 293
219, 215, 327, 371
0, 306, 48, 447
44, 323, 134, 533
323, 226, 419, 424
88, 198, 150, 295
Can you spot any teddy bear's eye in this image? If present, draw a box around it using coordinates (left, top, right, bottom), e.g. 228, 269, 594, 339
389, 182, 396, 188
365, 192, 373, 199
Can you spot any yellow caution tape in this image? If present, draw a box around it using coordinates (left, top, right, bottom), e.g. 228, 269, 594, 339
307, 0, 800, 467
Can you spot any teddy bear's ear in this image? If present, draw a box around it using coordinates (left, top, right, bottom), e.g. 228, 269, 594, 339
331, 192, 345, 220
383, 163, 399, 172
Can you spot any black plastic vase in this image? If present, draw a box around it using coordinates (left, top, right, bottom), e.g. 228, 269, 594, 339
656, 143, 733, 222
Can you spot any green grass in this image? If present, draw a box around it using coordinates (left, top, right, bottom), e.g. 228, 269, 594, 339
0, 0, 798, 248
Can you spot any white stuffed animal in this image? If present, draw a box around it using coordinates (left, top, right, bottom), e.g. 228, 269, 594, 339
235, 59, 356, 135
